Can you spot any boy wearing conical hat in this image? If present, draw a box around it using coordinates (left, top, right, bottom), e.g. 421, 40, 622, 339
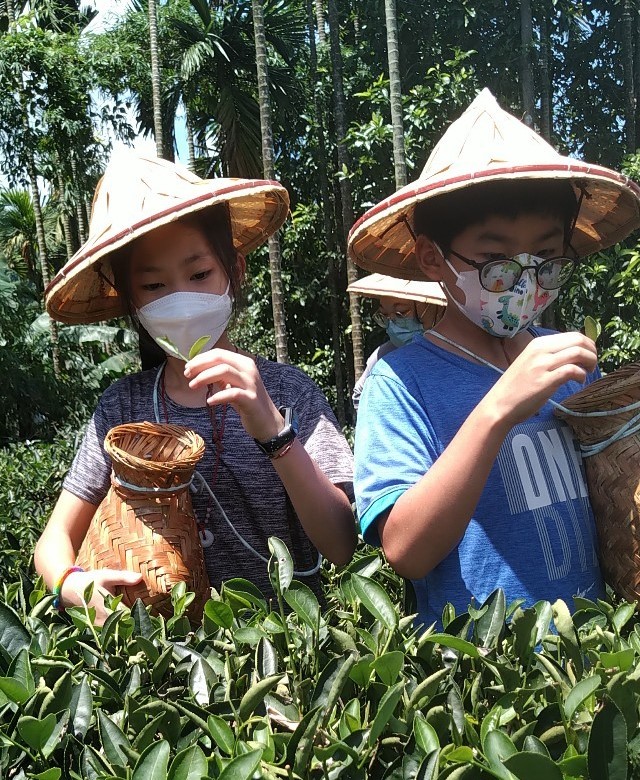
347, 273, 446, 411
349, 89, 640, 628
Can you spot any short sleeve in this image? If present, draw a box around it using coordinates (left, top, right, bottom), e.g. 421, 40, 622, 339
354, 367, 440, 545
62, 401, 113, 505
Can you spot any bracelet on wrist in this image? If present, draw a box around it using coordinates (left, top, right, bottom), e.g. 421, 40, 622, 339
52, 566, 84, 612
269, 440, 295, 460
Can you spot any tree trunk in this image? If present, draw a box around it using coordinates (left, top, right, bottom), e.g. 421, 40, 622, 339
327, 0, 364, 379
57, 169, 75, 260
519, 0, 535, 128
538, 3, 552, 142
307, 0, 346, 425
148, 0, 164, 159
635, 4, 640, 149
27, 150, 61, 375
4, 0, 14, 25
186, 108, 196, 173
384, 0, 407, 189
622, 0, 636, 153
251, 0, 289, 363
314, 0, 326, 46
70, 154, 88, 244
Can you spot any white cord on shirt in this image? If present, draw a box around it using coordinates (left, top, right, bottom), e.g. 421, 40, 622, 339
426, 329, 640, 457
152, 363, 322, 577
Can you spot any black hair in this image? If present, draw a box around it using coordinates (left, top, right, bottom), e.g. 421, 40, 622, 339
412, 179, 579, 253
111, 202, 241, 370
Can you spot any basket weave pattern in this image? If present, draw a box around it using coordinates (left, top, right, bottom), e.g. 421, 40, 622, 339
76, 422, 209, 618
555, 363, 640, 603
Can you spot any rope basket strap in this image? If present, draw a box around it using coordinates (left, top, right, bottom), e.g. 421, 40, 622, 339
105, 422, 205, 491
554, 362, 640, 446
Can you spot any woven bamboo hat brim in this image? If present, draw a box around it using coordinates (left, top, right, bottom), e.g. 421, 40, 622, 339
348, 88, 640, 280
347, 273, 447, 307
45, 153, 290, 324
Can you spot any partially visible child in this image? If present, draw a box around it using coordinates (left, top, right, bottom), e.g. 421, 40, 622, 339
347, 273, 446, 410
35, 153, 356, 622
348, 89, 640, 628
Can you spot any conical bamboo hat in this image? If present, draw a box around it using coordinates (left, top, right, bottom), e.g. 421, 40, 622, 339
348, 89, 640, 280
46, 152, 290, 324
347, 273, 446, 306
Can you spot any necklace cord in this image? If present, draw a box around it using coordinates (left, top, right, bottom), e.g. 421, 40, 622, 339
152, 363, 322, 576
426, 330, 640, 457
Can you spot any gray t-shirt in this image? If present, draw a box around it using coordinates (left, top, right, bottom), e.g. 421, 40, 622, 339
64, 356, 354, 598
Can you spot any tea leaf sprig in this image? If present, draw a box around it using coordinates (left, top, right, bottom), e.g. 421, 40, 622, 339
155, 335, 212, 361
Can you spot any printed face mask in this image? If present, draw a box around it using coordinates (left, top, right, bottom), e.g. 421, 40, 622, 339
442, 255, 559, 338
386, 317, 424, 347
136, 286, 232, 360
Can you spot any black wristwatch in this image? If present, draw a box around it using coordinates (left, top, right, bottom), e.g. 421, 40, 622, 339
254, 407, 299, 458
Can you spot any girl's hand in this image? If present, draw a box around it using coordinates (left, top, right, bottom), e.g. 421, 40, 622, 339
485, 332, 597, 429
184, 348, 284, 442
60, 568, 143, 626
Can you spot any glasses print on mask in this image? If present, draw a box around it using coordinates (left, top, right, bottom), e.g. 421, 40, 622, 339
440, 246, 574, 339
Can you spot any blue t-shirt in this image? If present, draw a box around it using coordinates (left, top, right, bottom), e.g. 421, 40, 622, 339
354, 329, 604, 629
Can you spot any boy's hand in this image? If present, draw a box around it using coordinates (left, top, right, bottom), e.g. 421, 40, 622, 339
487, 332, 597, 428
61, 568, 143, 625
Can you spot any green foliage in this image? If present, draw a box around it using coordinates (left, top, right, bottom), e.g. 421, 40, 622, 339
0, 539, 639, 777
0, 430, 76, 581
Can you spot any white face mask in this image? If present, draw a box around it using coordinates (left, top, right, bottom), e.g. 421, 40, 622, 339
136, 286, 233, 360
442, 255, 559, 339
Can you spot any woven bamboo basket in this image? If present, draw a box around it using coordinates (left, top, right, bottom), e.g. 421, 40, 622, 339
554, 362, 640, 604
76, 421, 210, 619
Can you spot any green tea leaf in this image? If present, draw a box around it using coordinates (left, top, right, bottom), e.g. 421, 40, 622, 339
204, 599, 234, 629
18, 713, 56, 752
351, 573, 398, 630
504, 751, 563, 779
168, 744, 208, 780
188, 335, 212, 360
368, 681, 403, 745
238, 674, 284, 722
208, 715, 235, 755
414, 715, 440, 755
584, 316, 601, 343
371, 650, 404, 686
564, 675, 601, 721
0, 601, 30, 662
283, 581, 321, 629
98, 710, 130, 768
132, 740, 170, 780
267, 537, 293, 594
588, 700, 628, 780
218, 749, 263, 780
156, 336, 187, 361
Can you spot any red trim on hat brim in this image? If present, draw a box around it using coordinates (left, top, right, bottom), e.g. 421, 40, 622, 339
347, 163, 640, 240
45, 178, 284, 296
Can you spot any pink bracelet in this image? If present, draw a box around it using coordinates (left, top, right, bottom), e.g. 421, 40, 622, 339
52, 566, 84, 611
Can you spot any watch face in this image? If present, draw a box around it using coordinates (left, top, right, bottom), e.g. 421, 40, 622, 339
290, 409, 300, 435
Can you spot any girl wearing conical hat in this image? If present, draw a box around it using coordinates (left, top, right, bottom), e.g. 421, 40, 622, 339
349, 89, 640, 629
35, 153, 356, 621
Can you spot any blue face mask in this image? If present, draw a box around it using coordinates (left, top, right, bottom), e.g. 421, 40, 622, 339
386, 317, 424, 347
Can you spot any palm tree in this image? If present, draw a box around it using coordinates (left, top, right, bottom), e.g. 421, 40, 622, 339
327, 0, 364, 380
384, 0, 407, 189
251, 0, 289, 362
0, 189, 39, 286
148, 0, 165, 157
520, 0, 535, 128
622, 0, 636, 152
307, 0, 346, 424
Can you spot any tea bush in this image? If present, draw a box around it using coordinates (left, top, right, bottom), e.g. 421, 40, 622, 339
0, 429, 78, 581
0, 538, 638, 779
